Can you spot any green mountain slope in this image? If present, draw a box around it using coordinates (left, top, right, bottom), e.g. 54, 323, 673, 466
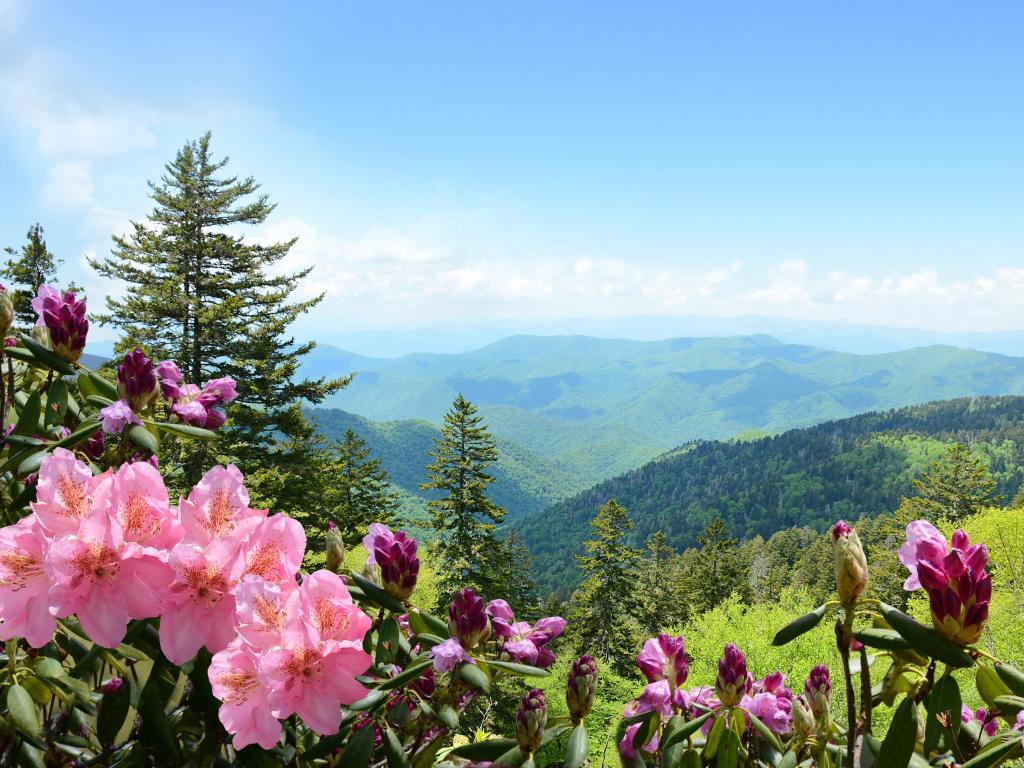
517, 396, 1024, 594
302, 335, 1024, 479
306, 408, 589, 529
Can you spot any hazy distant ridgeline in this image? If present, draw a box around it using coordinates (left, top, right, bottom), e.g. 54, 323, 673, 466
301, 334, 1024, 480
520, 396, 1024, 594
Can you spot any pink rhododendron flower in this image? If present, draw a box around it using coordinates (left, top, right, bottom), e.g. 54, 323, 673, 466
743, 691, 793, 735
99, 400, 140, 435
0, 517, 56, 647
31, 448, 103, 536
637, 633, 688, 688
1014, 710, 1024, 747
30, 285, 61, 327
179, 464, 263, 544
159, 540, 240, 664
298, 570, 372, 644
485, 599, 515, 638
235, 576, 297, 647
98, 461, 181, 551
898, 520, 948, 590
962, 705, 998, 737
231, 513, 305, 587
431, 637, 471, 672
209, 638, 281, 750
260, 620, 371, 735
44, 513, 171, 648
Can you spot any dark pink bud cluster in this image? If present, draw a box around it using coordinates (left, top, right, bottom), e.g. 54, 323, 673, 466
374, 530, 419, 601
485, 599, 565, 669
805, 664, 832, 720
32, 285, 88, 363
515, 688, 548, 754
448, 588, 490, 649
117, 349, 159, 411
636, 633, 688, 688
716, 643, 752, 706
566, 654, 597, 724
100, 677, 125, 695
899, 521, 991, 645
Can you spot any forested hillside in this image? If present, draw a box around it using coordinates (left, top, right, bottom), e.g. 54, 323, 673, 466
521, 396, 1024, 592
307, 408, 589, 525
302, 335, 1024, 479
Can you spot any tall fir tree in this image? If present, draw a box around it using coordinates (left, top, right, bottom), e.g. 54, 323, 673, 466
88, 133, 347, 503
897, 442, 1004, 523
569, 499, 643, 675
639, 531, 686, 631
686, 517, 745, 614
3, 224, 75, 329
326, 429, 399, 544
491, 529, 539, 618
422, 394, 507, 607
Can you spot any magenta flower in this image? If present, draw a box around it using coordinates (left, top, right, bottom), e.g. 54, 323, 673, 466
637, 633, 688, 688
962, 705, 998, 737
448, 588, 490, 649
900, 521, 991, 644
430, 637, 472, 672
743, 691, 792, 735
31, 448, 103, 537
716, 643, 752, 707
32, 285, 88, 363
485, 599, 515, 638
515, 689, 548, 754
0, 517, 56, 647
43, 513, 171, 648
99, 399, 139, 435
805, 664, 832, 720
363, 525, 419, 600
179, 464, 263, 544
117, 349, 159, 411
169, 377, 236, 429
1014, 711, 1024, 749
203, 377, 238, 404
155, 360, 183, 400
159, 540, 240, 664
260, 620, 371, 735
566, 654, 597, 724
209, 638, 282, 750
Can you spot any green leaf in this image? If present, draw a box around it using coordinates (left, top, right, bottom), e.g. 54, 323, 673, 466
32, 658, 65, 680
13, 392, 41, 436
449, 738, 519, 760
679, 749, 701, 768
383, 727, 412, 768
960, 737, 1024, 768
376, 658, 433, 691
460, 661, 491, 692
717, 729, 740, 768
53, 421, 101, 449
155, 421, 218, 441
977, 665, 1013, 710
407, 609, 449, 639
6, 683, 40, 736
854, 628, 911, 652
2, 347, 36, 366
342, 723, 376, 768
924, 675, 961, 753
703, 714, 725, 759
19, 333, 74, 376
486, 659, 551, 677
127, 425, 158, 454
879, 603, 974, 668
775, 752, 798, 768
992, 694, 1024, 714
491, 745, 529, 767
85, 395, 113, 409
18, 450, 46, 477
87, 372, 118, 400
748, 710, 784, 752
349, 572, 406, 614
350, 688, 389, 711
3, 435, 43, 447
772, 604, 826, 646
436, 703, 459, 730
660, 711, 715, 751
996, 663, 1024, 698
875, 697, 917, 768
45, 379, 69, 427
96, 686, 131, 747
564, 724, 587, 768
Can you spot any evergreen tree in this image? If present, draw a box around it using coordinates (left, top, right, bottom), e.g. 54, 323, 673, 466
639, 531, 686, 631
327, 429, 399, 543
569, 499, 643, 675
88, 133, 347, 498
422, 394, 506, 606
686, 517, 746, 614
3, 223, 75, 329
492, 530, 539, 618
897, 442, 1004, 523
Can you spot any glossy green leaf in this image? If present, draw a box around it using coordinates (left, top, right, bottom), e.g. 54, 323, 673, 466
661, 711, 715, 751
492, 745, 529, 767
4, 434, 43, 447
717, 730, 740, 768
703, 714, 725, 759
349, 572, 406, 614
97, 686, 131, 747
854, 628, 911, 652
342, 723, 376, 768
53, 421, 101, 449
85, 395, 113, 409
879, 603, 973, 667
18, 450, 46, 477
407, 609, 449, 638
564, 724, 587, 768
679, 749, 701, 768
449, 738, 519, 760
13, 392, 41, 437
993, 694, 1024, 714
436, 703, 459, 730
924, 675, 961, 752
350, 688, 389, 711
996, 663, 1024, 697
19, 333, 74, 376
460, 661, 491, 692
875, 697, 917, 768
127, 424, 158, 454
748, 710, 783, 752
775, 752, 798, 768
45, 379, 68, 427
772, 604, 826, 646
87, 372, 119, 400
6, 683, 40, 736
376, 659, 432, 691
487, 659, 551, 677
977, 665, 1013, 710
32, 657, 65, 680
960, 737, 1023, 768
383, 727, 412, 768
155, 421, 218, 441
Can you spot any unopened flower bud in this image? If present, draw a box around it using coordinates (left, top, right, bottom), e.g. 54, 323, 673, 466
0, 286, 12, 335
515, 688, 548, 754
30, 324, 50, 349
566, 654, 598, 724
325, 521, 345, 574
375, 529, 419, 601
448, 588, 490, 649
716, 643, 752, 707
792, 694, 816, 738
117, 349, 159, 411
805, 664, 832, 722
100, 677, 125, 696
32, 286, 88, 363
832, 520, 868, 604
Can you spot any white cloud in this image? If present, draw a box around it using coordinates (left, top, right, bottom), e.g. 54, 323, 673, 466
746, 259, 810, 305
37, 112, 157, 159
42, 161, 95, 208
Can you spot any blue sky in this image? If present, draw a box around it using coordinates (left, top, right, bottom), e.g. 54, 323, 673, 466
2, 1, 1023, 342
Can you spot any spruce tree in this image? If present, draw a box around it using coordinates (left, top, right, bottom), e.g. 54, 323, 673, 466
492, 530, 539, 618
422, 394, 506, 606
639, 531, 685, 631
569, 499, 643, 675
328, 429, 399, 543
687, 517, 745, 614
898, 442, 1004, 523
3, 223, 75, 329
88, 133, 347, 497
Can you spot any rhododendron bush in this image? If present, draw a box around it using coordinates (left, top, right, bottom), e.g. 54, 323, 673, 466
4, 284, 1024, 768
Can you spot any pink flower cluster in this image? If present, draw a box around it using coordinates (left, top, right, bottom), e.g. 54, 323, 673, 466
31, 285, 88, 363
0, 450, 372, 750
899, 520, 991, 644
